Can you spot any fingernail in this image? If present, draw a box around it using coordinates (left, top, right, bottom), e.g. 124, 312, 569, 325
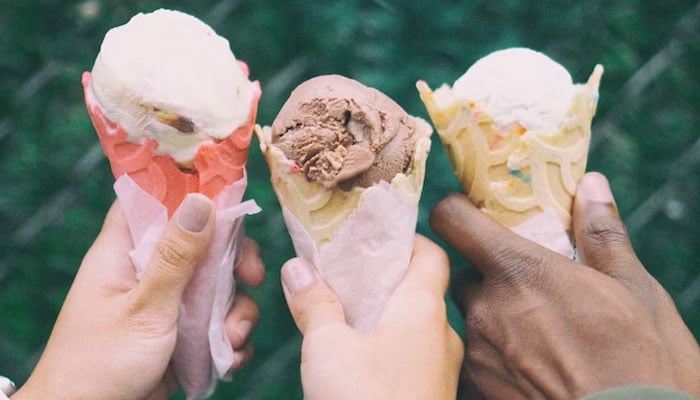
579, 173, 614, 203
235, 320, 253, 342
176, 194, 212, 233
281, 258, 316, 294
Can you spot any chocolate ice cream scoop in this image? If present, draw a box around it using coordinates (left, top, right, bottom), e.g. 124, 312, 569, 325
271, 75, 418, 190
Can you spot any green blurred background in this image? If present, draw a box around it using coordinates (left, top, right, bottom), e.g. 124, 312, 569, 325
1, 0, 699, 398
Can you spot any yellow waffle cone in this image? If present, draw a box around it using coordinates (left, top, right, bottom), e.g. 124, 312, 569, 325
418, 65, 602, 234
256, 119, 432, 249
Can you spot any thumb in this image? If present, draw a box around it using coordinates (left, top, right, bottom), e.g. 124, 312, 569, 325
281, 258, 345, 334
573, 172, 644, 279
131, 193, 215, 316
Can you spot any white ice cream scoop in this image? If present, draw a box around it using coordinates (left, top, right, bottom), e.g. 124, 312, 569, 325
452, 47, 575, 133
88, 9, 256, 167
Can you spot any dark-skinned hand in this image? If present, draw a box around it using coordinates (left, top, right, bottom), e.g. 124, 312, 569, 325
431, 172, 700, 399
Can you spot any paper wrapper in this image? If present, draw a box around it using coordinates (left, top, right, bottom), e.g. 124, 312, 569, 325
83, 62, 262, 399
256, 120, 432, 330
116, 174, 260, 398
417, 66, 603, 258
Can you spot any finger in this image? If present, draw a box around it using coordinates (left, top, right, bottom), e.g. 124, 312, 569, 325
379, 236, 455, 333
225, 292, 260, 349
78, 201, 139, 291
281, 257, 345, 334
230, 341, 254, 372
131, 193, 215, 316
573, 173, 644, 279
397, 235, 451, 296
82, 201, 132, 266
94, 201, 133, 251
430, 193, 557, 283
235, 238, 265, 287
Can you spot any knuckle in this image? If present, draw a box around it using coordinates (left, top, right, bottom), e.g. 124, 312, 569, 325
123, 300, 176, 338
231, 292, 262, 323
465, 301, 489, 335
433, 244, 450, 267
430, 194, 464, 230
606, 299, 640, 328
649, 281, 674, 304
125, 295, 147, 317
296, 289, 343, 322
464, 342, 480, 361
238, 238, 261, 266
464, 339, 489, 370
411, 290, 448, 322
488, 246, 551, 287
638, 273, 675, 308
583, 215, 630, 248
500, 340, 527, 367
416, 235, 449, 261
301, 323, 342, 360
240, 295, 261, 321
589, 287, 644, 328
155, 236, 198, 271
244, 237, 261, 256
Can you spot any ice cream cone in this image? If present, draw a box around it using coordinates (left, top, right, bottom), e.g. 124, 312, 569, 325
258, 122, 431, 329
418, 50, 602, 242
83, 63, 260, 217
83, 9, 262, 399
256, 75, 432, 329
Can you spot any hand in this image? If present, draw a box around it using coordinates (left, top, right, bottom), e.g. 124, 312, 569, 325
281, 235, 463, 400
430, 172, 700, 399
14, 194, 264, 400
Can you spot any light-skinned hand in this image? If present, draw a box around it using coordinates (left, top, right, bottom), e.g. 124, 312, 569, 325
281, 235, 464, 400
14, 194, 264, 400
430, 172, 700, 399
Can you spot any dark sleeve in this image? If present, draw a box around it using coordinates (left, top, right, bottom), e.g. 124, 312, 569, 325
580, 385, 697, 400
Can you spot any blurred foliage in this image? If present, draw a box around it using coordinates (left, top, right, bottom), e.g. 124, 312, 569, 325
1, 0, 699, 398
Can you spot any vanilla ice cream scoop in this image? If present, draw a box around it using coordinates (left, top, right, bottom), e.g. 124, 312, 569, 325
88, 9, 256, 167
452, 48, 575, 133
